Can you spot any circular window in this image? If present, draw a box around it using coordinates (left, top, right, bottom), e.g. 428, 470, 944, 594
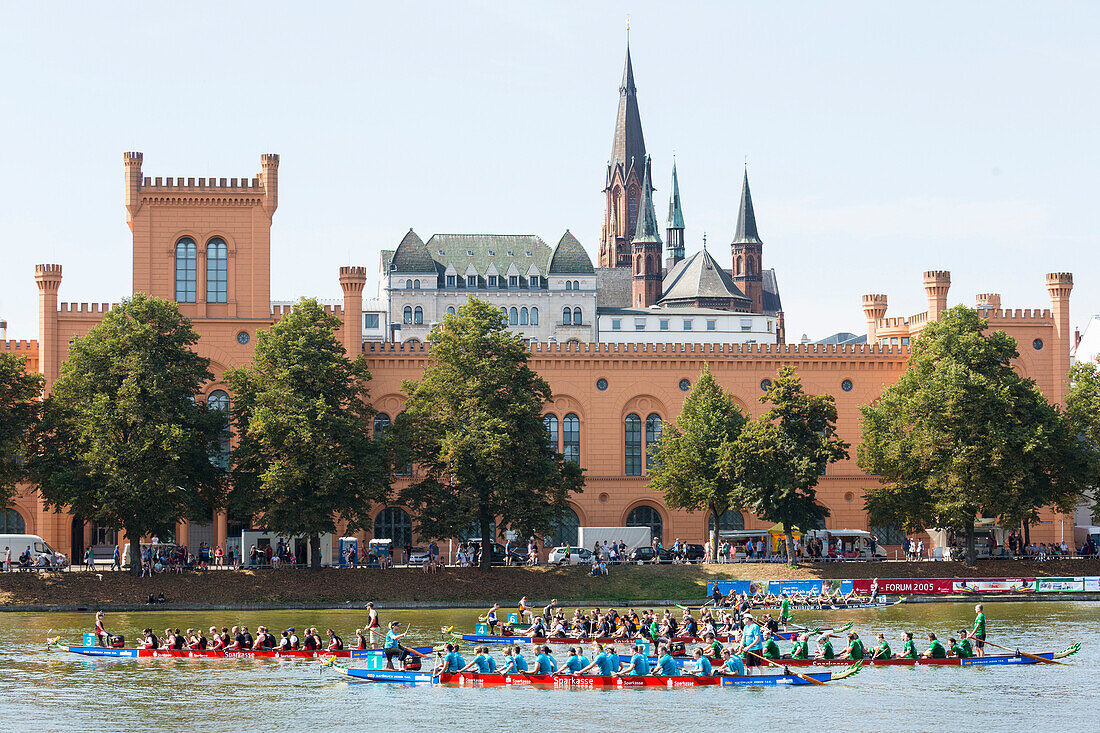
236, 331, 250, 345
596, 378, 608, 391
679, 379, 691, 392
760, 379, 772, 391
841, 379, 853, 392
598, 492, 609, 504
1033, 338, 1044, 350
844, 492, 855, 502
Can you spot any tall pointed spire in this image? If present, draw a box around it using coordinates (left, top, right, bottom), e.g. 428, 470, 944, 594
610, 43, 646, 179
632, 157, 661, 243
733, 168, 762, 244
666, 159, 685, 229
665, 158, 685, 270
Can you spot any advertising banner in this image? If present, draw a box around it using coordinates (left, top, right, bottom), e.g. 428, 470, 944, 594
1084, 577, 1100, 592
708, 580, 752, 596
1036, 577, 1085, 593
768, 580, 822, 596
852, 578, 953, 595
951, 578, 1036, 593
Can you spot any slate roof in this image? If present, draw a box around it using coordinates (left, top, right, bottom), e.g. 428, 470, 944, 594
391, 229, 436, 272
761, 268, 783, 315
733, 170, 762, 245
660, 249, 750, 305
610, 45, 646, 181
424, 234, 552, 278
547, 230, 595, 274
595, 267, 633, 308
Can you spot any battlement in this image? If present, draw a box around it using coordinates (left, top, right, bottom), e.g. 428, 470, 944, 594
862, 294, 888, 305
271, 304, 345, 317
123, 151, 143, 165
140, 175, 265, 191
977, 307, 1053, 321
975, 293, 1001, 309
923, 270, 951, 282
58, 302, 116, 315
880, 316, 910, 329
35, 263, 63, 276
262, 153, 280, 167
340, 266, 368, 279
0, 339, 37, 351
364, 341, 912, 358
1046, 272, 1073, 285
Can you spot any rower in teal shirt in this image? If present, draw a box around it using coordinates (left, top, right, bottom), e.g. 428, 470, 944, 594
446, 650, 466, 672
654, 648, 680, 676
473, 651, 492, 673
513, 649, 529, 672
629, 649, 650, 676
595, 650, 617, 675
563, 650, 584, 673
691, 649, 713, 676
535, 647, 557, 674
718, 650, 744, 676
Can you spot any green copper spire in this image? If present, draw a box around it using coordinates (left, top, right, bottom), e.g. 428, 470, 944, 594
632, 156, 662, 244
666, 159, 685, 230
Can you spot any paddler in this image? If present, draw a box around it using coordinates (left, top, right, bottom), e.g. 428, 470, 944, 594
715, 647, 745, 677
870, 633, 891, 660
789, 633, 810, 659
559, 646, 590, 675
485, 603, 500, 633
458, 645, 496, 674
576, 643, 615, 675
534, 645, 558, 674
950, 630, 973, 658
614, 643, 651, 676
814, 634, 835, 660
899, 631, 918, 659
920, 632, 947, 659
690, 647, 713, 677
434, 642, 466, 675
652, 643, 680, 677
740, 613, 763, 674
383, 620, 413, 670
704, 632, 723, 660
141, 628, 159, 650
760, 630, 782, 660
94, 611, 110, 647
971, 604, 986, 658
327, 628, 343, 651
837, 631, 865, 660
501, 645, 529, 674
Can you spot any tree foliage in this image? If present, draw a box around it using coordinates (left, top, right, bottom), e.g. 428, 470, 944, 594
648, 363, 745, 561
858, 306, 1086, 562
730, 365, 848, 564
27, 295, 224, 574
395, 298, 584, 571
226, 298, 388, 568
0, 353, 44, 508
1065, 359, 1100, 521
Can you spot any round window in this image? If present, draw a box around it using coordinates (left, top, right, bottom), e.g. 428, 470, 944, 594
1032, 338, 1044, 350
236, 331, 250, 345
841, 379, 853, 392
596, 378, 608, 391
760, 379, 772, 391
679, 379, 691, 392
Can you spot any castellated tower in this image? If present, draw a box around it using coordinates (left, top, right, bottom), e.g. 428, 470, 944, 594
35, 264, 63, 389
1046, 272, 1073, 403
862, 293, 888, 344
339, 266, 367, 356
922, 270, 951, 321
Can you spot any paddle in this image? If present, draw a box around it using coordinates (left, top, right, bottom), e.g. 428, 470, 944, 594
978, 638, 1065, 665
745, 651, 826, 686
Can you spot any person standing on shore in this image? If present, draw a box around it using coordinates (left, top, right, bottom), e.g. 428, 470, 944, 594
3, 546, 10, 572
971, 604, 986, 657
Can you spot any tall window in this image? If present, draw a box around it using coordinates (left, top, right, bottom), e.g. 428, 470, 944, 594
566, 281, 573, 291
446, 275, 456, 287
509, 307, 519, 326
624, 414, 642, 476
373, 413, 391, 440
488, 275, 497, 287
413, 280, 420, 289
573, 280, 580, 290
374, 507, 412, 548
175, 238, 197, 302
573, 307, 582, 325
645, 413, 662, 470
207, 390, 231, 472
0, 509, 25, 533
413, 306, 423, 324
406, 279, 413, 289
626, 505, 662, 543
708, 510, 745, 533
206, 238, 227, 303
562, 308, 572, 325
447, 306, 456, 315
629, 194, 638, 227
467, 275, 477, 288
543, 413, 559, 452
544, 507, 580, 548
563, 413, 580, 464
403, 306, 413, 324
529, 275, 538, 288
520, 307, 529, 326
530, 307, 538, 325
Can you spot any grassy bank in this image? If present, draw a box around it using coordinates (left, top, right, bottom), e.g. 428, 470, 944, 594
3, 559, 1099, 609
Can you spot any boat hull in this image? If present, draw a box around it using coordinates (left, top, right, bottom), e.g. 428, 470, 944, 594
339, 668, 832, 687
65, 645, 432, 659
774, 652, 1058, 666
459, 631, 797, 645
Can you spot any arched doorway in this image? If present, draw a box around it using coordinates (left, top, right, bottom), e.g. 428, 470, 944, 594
544, 506, 580, 548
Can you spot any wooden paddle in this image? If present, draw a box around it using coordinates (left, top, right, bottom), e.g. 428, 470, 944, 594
745, 651, 826, 685
978, 638, 1064, 665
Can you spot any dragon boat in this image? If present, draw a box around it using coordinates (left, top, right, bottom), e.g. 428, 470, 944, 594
622, 644, 1080, 668
455, 630, 798, 646
60, 645, 433, 660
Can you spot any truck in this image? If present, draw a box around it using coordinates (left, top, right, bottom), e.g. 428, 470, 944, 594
576, 527, 652, 554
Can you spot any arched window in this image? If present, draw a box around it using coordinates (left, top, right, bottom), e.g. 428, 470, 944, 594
736, 256, 743, 276
562, 307, 572, 326
573, 307, 582, 325
645, 413, 662, 470
403, 306, 413, 324
509, 307, 518, 326
626, 505, 663, 543
573, 280, 580, 290
447, 306, 456, 315
624, 413, 642, 476
206, 238, 227, 303
413, 306, 423, 324
175, 238, 197, 302
520, 307, 529, 326
629, 193, 638, 227
373, 507, 412, 548
0, 508, 25, 533
563, 413, 580, 464
413, 280, 421, 289
566, 281, 573, 291
635, 255, 643, 274
747, 256, 755, 275
406, 279, 412, 289
544, 506, 580, 548
708, 510, 745, 533
207, 390, 231, 472
543, 413, 559, 452
530, 307, 538, 325
373, 413, 391, 439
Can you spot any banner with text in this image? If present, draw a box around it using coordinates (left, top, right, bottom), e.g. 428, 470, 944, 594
951, 578, 1036, 593
768, 579, 854, 596
708, 580, 752, 596
1036, 577, 1085, 593
852, 578, 953, 595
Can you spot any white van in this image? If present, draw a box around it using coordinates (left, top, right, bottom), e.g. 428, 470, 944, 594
0, 534, 60, 566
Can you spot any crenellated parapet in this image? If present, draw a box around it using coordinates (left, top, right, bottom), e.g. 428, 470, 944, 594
365, 341, 911, 358
57, 302, 117, 316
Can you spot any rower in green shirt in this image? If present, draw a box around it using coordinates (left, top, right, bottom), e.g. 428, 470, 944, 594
814, 636, 835, 660
761, 631, 782, 659
971, 604, 986, 658
779, 595, 791, 627
704, 634, 723, 660
789, 633, 810, 659
899, 632, 917, 659
950, 630, 973, 658
920, 632, 947, 659
838, 631, 864, 660
870, 633, 891, 660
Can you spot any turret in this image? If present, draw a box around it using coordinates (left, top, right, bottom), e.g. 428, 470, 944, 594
922, 270, 951, 321
123, 151, 143, 229
260, 153, 280, 216
1046, 272, 1073, 404
730, 169, 764, 313
975, 293, 1001, 311
630, 158, 663, 307
35, 264, 62, 389
862, 294, 888, 344
339, 266, 367, 356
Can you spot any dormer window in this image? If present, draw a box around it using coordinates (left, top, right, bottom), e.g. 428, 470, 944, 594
438, 250, 445, 256
467, 275, 477, 288
529, 275, 538, 287
446, 275, 456, 287
507, 250, 514, 257
488, 250, 495, 257
488, 275, 497, 287
525, 251, 532, 257
509, 275, 518, 287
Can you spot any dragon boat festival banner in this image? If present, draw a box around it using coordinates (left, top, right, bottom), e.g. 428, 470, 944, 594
1036, 577, 1086, 593
767, 580, 854, 596
851, 578, 953, 595
708, 581, 752, 596
951, 578, 1036, 593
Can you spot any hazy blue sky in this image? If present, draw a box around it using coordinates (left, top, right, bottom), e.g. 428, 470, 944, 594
2, 2, 1097, 342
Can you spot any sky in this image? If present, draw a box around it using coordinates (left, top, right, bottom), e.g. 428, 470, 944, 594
2, 1, 1098, 342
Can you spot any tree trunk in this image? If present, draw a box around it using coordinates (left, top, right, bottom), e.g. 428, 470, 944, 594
785, 530, 798, 567
709, 503, 719, 563
1022, 520, 1031, 547
310, 534, 321, 570
965, 523, 976, 565
479, 504, 493, 572
127, 526, 143, 577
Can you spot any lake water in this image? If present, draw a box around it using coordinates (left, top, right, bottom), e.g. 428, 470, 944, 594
1, 601, 1095, 732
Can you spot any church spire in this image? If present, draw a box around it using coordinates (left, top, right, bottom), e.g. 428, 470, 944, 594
665, 158, 685, 270
733, 168, 762, 244
610, 43, 646, 180
631, 156, 663, 308
633, 158, 661, 243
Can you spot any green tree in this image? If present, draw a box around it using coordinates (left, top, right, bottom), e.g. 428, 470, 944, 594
395, 298, 584, 571
1065, 359, 1100, 523
648, 363, 745, 562
0, 353, 44, 509
27, 295, 224, 575
858, 306, 1085, 563
731, 365, 849, 564
226, 298, 388, 569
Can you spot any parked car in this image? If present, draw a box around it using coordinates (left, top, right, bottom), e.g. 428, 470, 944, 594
627, 547, 673, 564
466, 539, 529, 565
407, 546, 430, 565
548, 546, 594, 565
684, 544, 706, 562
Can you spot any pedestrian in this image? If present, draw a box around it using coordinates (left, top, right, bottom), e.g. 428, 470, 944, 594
84, 547, 95, 571
214, 545, 223, 566
3, 546, 10, 572
916, 539, 924, 560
